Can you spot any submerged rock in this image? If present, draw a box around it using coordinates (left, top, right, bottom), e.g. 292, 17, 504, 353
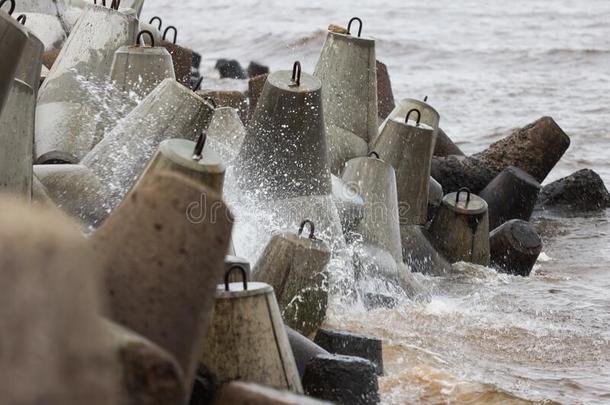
537, 169, 610, 211
215, 58, 247, 79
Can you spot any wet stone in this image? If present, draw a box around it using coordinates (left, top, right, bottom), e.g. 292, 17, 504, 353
537, 169, 610, 211
215, 58, 246, 79
314, 329, 384, 375
247, 61, 269, 78
434, 127, 464, 157
302, 354, 380, 405
285, 325, 329, 378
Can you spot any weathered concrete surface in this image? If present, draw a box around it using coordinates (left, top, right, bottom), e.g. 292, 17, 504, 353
253, 228, 331, 336
201, 281, 303, 393
0, 197, 119, 404
93, 171, 233, 390
247, 72, 268, 118
428, 176, 444, 222
302, 354, 380, 405
401, 224, 453, 276
479, 166, 541, 229
14, 24, 44, 91
314, 329, 384, 375
537, 169, 610, 211
490, 219, 542, 277
429, 190, 490, 266
371, 117, 436, 226
238, 69, 331, 200
82, 79, 214, 218
105, 320, 186, 405
33, 164, 109, 227
376, 60, 395, 119
142, 138, 225, 196
0, 80, 35, 199
43, 46, 60, 68
332, 174, 365, 235
286, 326, 329, 377
198, 89, 248, 122
205, 106, 247, 163
431, 154, 498, 194
212, 382, 330, 405
36, 5, 138, 163
434, 127, 464, 157
474, 116, 570, 183
0, 8, 28, 113
377, 98, 440, 139
160, 39, 192, 87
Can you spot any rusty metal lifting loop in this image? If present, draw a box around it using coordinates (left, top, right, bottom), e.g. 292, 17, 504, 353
149, 16, 162, 30
110, 0, 120, 10
203, 96, 217, 109
16, 14, 25, 25
424, 95, 428, 102
0, 0, 16, 15
163, 25, 177, 44
456, 187, 471, 205
225, 265, 248, 291
368, 151, 380, 159
298, 219, 316, 239
347, 17, 363, 37
405, 108, 421, 126
136, 30, 154, 47
192, 132, 207, 161
192, 76, 204, 92
93, 0, 106, 7
289, 61, 301, 87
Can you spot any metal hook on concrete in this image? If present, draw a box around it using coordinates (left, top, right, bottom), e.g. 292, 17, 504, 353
110, 0, 120, 10
193, 76, 204, 91
368, 151, 380, 159
0, 0, 16, 14
456, 187, 472, 205
347, 17, 363, 37
192, 132, 207, 161
149, 16, 162, 30
16, 14, 26, 25
163, 25, 177, 44
224, 265, 248, 291
289, 61, 301, 87
424, 96, 428, 102
136, 30, 154, 47
405, 108, 421, 126
298, 219, 316, 239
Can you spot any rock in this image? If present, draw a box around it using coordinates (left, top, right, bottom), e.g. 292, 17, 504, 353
302, 354, 380, 405
376, 60, 395, 119
285, 325, 329, 378
247, 61, 269, 78
431, 154, 498, 194
0, 197, 119, 404
314, 329, 383, 375
212, 382, 330, 405
538, 169, 610, 211
215, 58, 246, 79
434, 128, 464, 157
198, 89, 249, 122
479, 166, 541, 229
475, 116, 570, 183
490, 219, 542, 277
248, 72, 268, 118
105, 320, 186, 405
92, 171, 233, 391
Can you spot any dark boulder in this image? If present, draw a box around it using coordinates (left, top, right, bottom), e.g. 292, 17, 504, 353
247, 61, 270, 78
537, 169, 610, 211
314, 329, 383, 375
215, 59, 247, 79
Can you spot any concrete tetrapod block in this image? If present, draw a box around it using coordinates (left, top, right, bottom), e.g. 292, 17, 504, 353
247, 72, 268, 118
428, 176, 444, 222
105, 320, 187, 405
428, 189, 490, 266
198, 89, 248, 122
201, 276, 303, 393
33, 164, 109, 228
377, 98, 440, 139
302, 354, 380, 405
0, 6, 28, 113
314, 21, 378, 144
401, 224, 452, 276
434, 127, 464, 157
314, 329, 383, 375
479, 166, 541, 229
141, 138, 225, 197
82, 79, 214, 217
212, 382, 330, 405
14, 20, 44, 92
238, 67, 331, 200
0, 197, 119, 404
160, 39, 192, 87
376, 60, 395, 120
110, 37, 175, 99
92, 171, 233, 392
490, 219, 542, 277
331, 174, 365, 235
205, 106, 247, 164
0, 80, 35, 199
474, 116, 571, 183
36, 4, 138, 163
252, 220, 331, 336
285, 325, 329, 378
537, 168, 610, 211
371, 113, 437, 226
431, 154, 499, 194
